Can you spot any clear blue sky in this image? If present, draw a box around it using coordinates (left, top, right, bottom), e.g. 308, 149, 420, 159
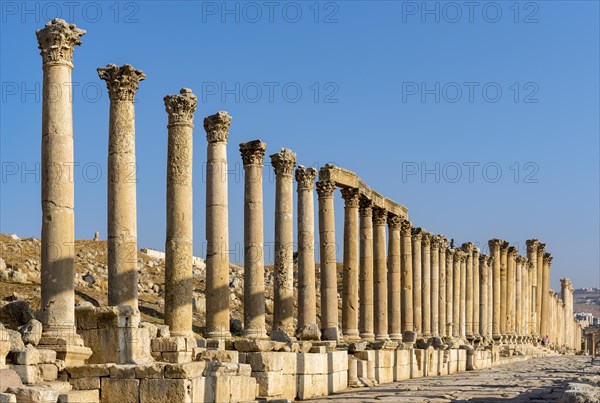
1, 1, 598, 292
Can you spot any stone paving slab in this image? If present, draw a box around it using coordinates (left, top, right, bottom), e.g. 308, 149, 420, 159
302, 356, 594, 402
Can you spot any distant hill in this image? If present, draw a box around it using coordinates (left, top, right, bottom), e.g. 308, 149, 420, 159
574, 288, 600, 317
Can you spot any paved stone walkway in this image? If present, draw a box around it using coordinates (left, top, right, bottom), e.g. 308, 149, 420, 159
304, 356, 595, 402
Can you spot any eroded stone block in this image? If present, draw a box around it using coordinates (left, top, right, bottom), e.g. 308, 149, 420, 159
67, 364, 110, 379
297, 353, 327, 375
297, 374, 327, 400
57, 389, 99, 403
9, 365, 39, 385
70, 377, 100, 391
100, 378, 138, 403
164, 362, 206, 379
0, 393, 16, 403
139, 378, 191, 403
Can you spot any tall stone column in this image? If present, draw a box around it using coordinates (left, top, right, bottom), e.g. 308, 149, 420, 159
164, 88, 197, 337
523, 259, 530, 338
240, 140, 268, 339
421, 233, 432, 339
411, 228, 424, 337
296, 166, 319, 340
387, 215, 402, 341
373, 208, 389, 340
98, 64, 145, 308
37, 19, 89, 358
452, 250, 461, 338
488, 256, 494, 341
526, 239, 539, 336
359, 197, 374, 340
488, 239, 502, 340
499, 241, 509, 338
430, 236, 440, 337
439, 238, 447, 338
479, 255, 489, 339
204, 111, 232, 338
507, 246, 517, 338
341, 187, 360, 340
271, 149, 297, 337
461, 243, 474, 339
561, 278, 573, 350
472, 247, 480, 340
541, 252, 552, 338
515, 256, 523, 339
459, 251, 467, 339
536, 243, 546, 337
446, 249, 454, 339
317, 179, 338, 340
401, 220, 414, 336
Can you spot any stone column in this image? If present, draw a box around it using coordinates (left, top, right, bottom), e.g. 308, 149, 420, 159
341, 187, 360, 340
164, 88, 197, 337
401, 220, 414, 336
479, 255, 489, 339
452, 250, 461, 338
411, 228, 424, 337
561, 278, 573, 350
317, 179, 338, 340
537, 243, 546, 337
430, 236, 440, 338
523, 259, 530, 339
499, 241, 509, 338
472, 247, 480, 340
526, 239, 539, 336
488, 239, 502, 340
359, 197, 374, 340
421, 233, 432, 339
461, 243, 474, 339
271, 149, 297, 337
439, 238, 447, 338
387, 215, 402, 341
373, 208, 389, 340
507, 246, 517, 338
37, 19, 89, 357
296, 166, 319, 340
98, 64, 145, 308
445, 249, 454, 339
515, 256, 523, 339
240, 140, 268, 339
488, 255, 494, 341
204, 111, 232, 338
541, 252, 552, 338
459, 251, 467, 339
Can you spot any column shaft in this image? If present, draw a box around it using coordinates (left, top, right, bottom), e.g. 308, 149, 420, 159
507, 247, 516, 337
164, 89, 197, 337
421, 233, 432, 338
240, 140, 267, 339
341, 188, 360, 339
489, 239, 501, 339
515, 256, 523, 338
400, 220, 414, 335
446, 249, 454, 338
459, 252, 466, 339
439, 241, 447, 338
541, 252, 552, 337
452, 252, 461, 338
412, 228, 423, 337
536, 244, 545, 336
359, 198, 374, 340
387, 215, 402, 341
462, 243, 474, 339
430, 237, 440, 337
373, 208, 388, 340
317, 180, 338, 340
479, 255, 489, 339
473, 248, 480, 338
500, 241, 509, 337
296, 166, 319, 339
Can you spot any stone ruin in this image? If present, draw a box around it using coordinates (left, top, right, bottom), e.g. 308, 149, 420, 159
0, 18, 584, 403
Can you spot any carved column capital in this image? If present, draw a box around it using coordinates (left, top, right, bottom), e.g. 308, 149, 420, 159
488, 238, 502, 252
508, 246, 517, 257
472, 247, 480, 257
479, 254, 488, 265
98, 64, 145, 102
538, 243, 547, 255
446, 249, 455, 263
340, 187, 360, 208
430, 235, 440, 249
422, 232, 432, 246
387, 214, 401, 230
526, 239, 539, 253
239, 140, 266, 167
295, 165, 317, 189
411, 226, 424, 241
543, 253, 552, 265
461, 242, 474, 253
270, 148, 296, 177
36, 18, 85, 65
204, 111, 232, 143
164, 88, 197, 126
372, 207, 387, 226
359, 196, 372, 217
438, 235, 448, 250
560, 278, 573, 292
400, 219, 412, 236
454, 250, 464, 262
316, 179, 336, 198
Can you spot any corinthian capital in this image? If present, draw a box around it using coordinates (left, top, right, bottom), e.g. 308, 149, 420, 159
164, 88, 197, 125
508, 246, 517, 257
461, 242, 474, 253
538, 243, 546, 254
270, 148, 296, 177
430, 235, 440, 249
36, 19, 85, 65
98, 64, 145, 102
372, 207, 387, 226
387, 214, 401, 230
543, 253, 552, 265
239, 140, 267, 167
488, 238, 502, 252
446, 249, 455, 263
526, 239, 539, 253
204, 111, 232, 143
411, 227, 424, 241
421, 232, 432, 246
295, 165, 317, 189
359, 196, 372, 217
400, 219, 412, 237
316, 180, 336, 198
340, 187, 360, 208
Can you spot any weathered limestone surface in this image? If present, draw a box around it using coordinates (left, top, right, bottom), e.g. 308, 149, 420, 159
359, 197, 374, 341
98, 63, 145, 309
271, 148, 297, 337
430, 236, 440, 338
400, 220, 413, 336
372, 208, 388, 341
240, 140, 267, 339
387, 215, 401, 341
164, 88, 197, 338
341, 187, 360, 340
489, 239, 502, 339
445, 249, 454, 339
411, 228, 423, 339
296, 166, 319, 340
204, 111, 232, 338
421, 233, 431, 339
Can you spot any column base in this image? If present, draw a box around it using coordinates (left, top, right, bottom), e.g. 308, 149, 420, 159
374, 333, 389, 341
359, 332, 375, 342
388, 333, 403, 342
342, 329, 361, 341
240, 329, 269, 340
204, 331, 232, 339
321, 327, 340, 341
38, 332, 92, 366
